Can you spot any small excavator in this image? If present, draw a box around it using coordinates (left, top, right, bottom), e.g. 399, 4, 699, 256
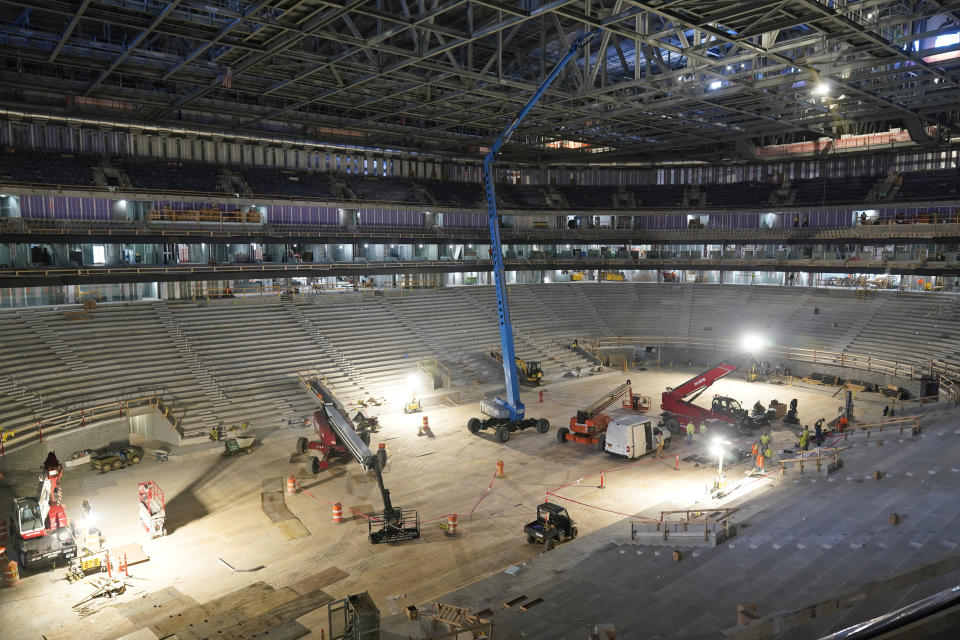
659, 363, 768, 435
556, 380, 650, 450
489, 350, 542, 387
298, 380, 420, 545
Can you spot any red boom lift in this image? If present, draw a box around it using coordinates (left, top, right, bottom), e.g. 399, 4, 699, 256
556, 380, 649, 450
658, 363, 761, 434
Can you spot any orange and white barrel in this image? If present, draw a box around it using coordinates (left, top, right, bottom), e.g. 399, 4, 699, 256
332, 502, 343, 524
446, 513, 459, 536
3, 560, 18, 588
285, 475, 297, 495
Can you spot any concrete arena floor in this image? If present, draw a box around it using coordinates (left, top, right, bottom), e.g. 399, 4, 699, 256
0, 367, 888, 639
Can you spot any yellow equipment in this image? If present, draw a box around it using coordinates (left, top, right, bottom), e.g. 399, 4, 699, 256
570, 271, 585, 281
403, 396, 422, 414
600, 271, 625, 281
490, 350, 543, 387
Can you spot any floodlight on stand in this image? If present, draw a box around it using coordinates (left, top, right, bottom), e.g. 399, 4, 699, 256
814, 82, 830, 96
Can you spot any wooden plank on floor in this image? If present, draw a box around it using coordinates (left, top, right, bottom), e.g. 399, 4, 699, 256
262, 491, 295, 522
43, 608, 138, 640
258, 589, 334, 625
236, 587, 301, 618
110, 542, 149, 565
115, 587, 185, 618
289, 567, 350, 596
276, 518, 310, 540
247, 620, 311, 640
116, 628, 160, 640
129, 593, 201, 630
202, 582, 277, 617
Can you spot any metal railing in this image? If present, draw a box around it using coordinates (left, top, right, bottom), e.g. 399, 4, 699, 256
575, 335, 950, 381
0, 395, 179, 456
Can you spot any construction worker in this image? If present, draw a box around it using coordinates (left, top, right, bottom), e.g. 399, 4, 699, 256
760, 431, 771, 451
764, 447, 773, 461
838, 414, 849, 432
751, 441, 759, 458
814, 419, 824, 446
799, 430, 808, 451
655, 431, 665, 458
699, 422, 708, 440
755, 450, 765, 474
685, 424, 694, 444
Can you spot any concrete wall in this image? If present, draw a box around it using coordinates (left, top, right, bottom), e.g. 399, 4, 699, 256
0, 416, 130, 472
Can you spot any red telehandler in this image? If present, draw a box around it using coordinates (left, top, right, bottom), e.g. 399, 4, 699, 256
658, 363, 768, 435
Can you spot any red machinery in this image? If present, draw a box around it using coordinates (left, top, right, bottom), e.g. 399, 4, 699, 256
295, 406, 377, 475
10, 452, 78, 569
658, 363, 760, 434
556, 380, 649, 450
138, 481, 166, 538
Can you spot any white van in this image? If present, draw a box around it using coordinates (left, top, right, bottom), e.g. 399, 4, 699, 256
604, 415, 670, 459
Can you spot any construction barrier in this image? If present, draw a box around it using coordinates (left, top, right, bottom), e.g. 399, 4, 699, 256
496, 460, 504, 478
285, 476, 297, 495
4, 559, 19, 587
332, 502, 343, 524
446, 514, 459, 537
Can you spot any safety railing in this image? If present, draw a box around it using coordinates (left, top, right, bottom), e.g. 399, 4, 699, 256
632, 507, 739, 543
575, 335, 942, 381
0, 395, 179, 455
778, 447, 846, 475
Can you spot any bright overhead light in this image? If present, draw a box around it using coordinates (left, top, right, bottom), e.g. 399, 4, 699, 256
741, 333, 768, 353
813, 82, 830, 96
709, 80, 722, 90
363, 244, 368, 248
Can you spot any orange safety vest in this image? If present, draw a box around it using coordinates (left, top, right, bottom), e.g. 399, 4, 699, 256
838, 416, 849, 431
756, 453, 765, 470
751, 443, 759, 457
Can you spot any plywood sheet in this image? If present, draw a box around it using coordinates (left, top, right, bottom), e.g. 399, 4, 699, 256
262, 491, 296, 522
116, 628, 160, 640
276, 518, 310, 540
289, 567, 350, 595
110, 542, 149, 565
236, 587, 300, 618
43, 608, 137, 640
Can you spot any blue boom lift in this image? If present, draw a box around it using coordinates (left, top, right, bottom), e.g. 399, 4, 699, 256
467, 27, 602, 444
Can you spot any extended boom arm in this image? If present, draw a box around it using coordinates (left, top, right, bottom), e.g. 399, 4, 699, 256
483, 27, 601, 421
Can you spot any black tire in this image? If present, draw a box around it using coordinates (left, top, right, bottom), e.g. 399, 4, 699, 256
310, 456, 321, 475
665, 417, 680, 433
496, 426, 511, 443
556, 427, 569, 443
545, 538, 555, 551
527, 534, 536, 544
130, 456, 140, 465
467, 417, 481, 434
570, 526, 578, 540
296, 437, 308, 454
112, 461, 122, 471
535, 418, 549, 434
596, 433, 606, 452
376, 448, 387, 470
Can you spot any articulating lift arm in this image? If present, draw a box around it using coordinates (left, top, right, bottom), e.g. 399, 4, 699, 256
582, 380, 634, 419
664, 364, 737, 404
483, 27, 602, 422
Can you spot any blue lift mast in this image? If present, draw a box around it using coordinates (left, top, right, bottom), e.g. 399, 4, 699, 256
480, 27, 602, 424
